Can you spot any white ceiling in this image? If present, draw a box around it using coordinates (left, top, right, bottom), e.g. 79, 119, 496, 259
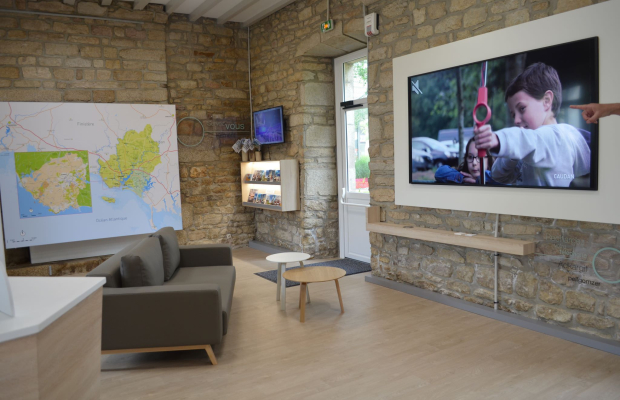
131, 0, 297, 26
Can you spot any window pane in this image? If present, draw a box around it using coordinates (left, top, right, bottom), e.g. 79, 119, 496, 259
345, 107, 369, 193
343, 57, 368, 101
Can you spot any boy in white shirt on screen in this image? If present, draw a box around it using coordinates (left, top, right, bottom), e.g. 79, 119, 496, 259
474, 62, 591, 187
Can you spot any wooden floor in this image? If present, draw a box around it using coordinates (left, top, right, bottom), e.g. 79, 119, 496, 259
100, 247, 620, 400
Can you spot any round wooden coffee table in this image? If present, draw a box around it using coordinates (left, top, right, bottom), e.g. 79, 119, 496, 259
282, 267, 346, 323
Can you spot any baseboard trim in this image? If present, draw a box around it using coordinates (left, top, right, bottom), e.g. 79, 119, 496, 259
365, 275, 620, 356
248, 240, 290, 254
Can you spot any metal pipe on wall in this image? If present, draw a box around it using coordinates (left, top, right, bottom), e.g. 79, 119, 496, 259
494, 213, 500, 310
247, 26, 253, 141
0, 9, 144, 24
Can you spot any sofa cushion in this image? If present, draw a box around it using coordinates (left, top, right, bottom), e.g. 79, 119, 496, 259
87, 239, 142, 288
165, 265, 236, 335
151, 227, 181, 281
120, 237, 165, 287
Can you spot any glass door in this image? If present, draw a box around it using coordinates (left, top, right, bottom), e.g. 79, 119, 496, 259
335, 49, 370, 262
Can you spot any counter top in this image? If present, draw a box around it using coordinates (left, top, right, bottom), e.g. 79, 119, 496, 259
0, 277, 105, 344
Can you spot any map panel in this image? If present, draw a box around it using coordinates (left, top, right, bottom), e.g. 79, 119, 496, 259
15, 151, 92, 218
0, 103, 181, 248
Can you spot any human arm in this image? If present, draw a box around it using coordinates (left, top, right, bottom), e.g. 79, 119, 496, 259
434, 165, 464, 183
569, 103, 620, 124
475, 124, 564, 168
460, 172, 477, 184
434, 165, 478, 184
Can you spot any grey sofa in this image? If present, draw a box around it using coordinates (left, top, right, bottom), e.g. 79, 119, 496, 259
86, 227, 235, 365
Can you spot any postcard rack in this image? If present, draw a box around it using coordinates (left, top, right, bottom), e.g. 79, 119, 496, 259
240, 160, 300, 212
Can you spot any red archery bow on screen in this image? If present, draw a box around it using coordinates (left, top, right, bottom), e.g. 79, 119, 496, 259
473, 61, 491, 184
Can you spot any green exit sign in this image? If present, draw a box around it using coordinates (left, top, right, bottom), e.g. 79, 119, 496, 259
321, 19, 334, 33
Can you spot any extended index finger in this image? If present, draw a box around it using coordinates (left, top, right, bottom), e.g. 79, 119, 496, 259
570, 104, 588, 110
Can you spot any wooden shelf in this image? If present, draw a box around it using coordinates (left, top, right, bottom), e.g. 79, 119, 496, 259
240, 160, 299, 212
242, 181, 281, 185
366, 206, 535, 256
242, 202, 282, 211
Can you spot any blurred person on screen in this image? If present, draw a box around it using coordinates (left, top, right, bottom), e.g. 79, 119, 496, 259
570, 103, 620, 123
435, 138, 499, 185
474, 62, 590, 188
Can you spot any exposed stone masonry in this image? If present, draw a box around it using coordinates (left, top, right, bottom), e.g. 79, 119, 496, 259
167, 15, 254, 247
0, 0, 253, 270
249, 0, 362, 256
359, 0, 617, 341
250, 0, 616, 341
0, 1, 168, 103
2, 0, 618, 341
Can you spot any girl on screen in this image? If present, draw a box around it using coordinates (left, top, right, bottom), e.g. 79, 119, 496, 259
435, 138, 497, 184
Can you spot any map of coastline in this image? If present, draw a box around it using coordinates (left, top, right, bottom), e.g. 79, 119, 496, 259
98, 124, 161, 196
15, 151, 91, 217
0, 102, 181, 249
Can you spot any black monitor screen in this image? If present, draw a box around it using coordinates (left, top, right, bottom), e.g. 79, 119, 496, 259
408, 37, 599, 190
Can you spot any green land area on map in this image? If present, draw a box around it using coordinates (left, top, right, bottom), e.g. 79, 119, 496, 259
98, 124, 161, 196
101, 196, 116, 203
15, 151, 91, 214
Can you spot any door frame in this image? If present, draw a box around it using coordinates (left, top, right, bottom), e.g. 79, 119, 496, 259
335, 48, 369, 261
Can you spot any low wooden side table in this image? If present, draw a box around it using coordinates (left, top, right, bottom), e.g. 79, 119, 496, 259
282, 267, 346, 323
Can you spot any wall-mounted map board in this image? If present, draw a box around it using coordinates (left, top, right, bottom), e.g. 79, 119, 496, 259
0, 103, 182, 249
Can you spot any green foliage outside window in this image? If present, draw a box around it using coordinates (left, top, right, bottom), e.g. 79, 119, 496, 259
355, 155, 370, 179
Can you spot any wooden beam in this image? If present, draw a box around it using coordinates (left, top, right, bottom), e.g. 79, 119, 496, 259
165, 0, 188, 15
133, 0, 150, 10
216, 0, 258, 25
241, 0, 296, 27
63, 0, 76, 5
101, 0, 113, 5
189, 0, 225, 22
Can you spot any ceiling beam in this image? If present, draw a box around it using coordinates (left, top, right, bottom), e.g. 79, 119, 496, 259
216, 0, 259, 25
189, 0, 225, 22
241, 0, 296, 27
101, 0, 113, 5
133, 0, 150, 10
165, 0, 188, 15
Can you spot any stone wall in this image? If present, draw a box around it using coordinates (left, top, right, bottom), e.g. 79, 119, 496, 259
254, 0, 620, 342
362, 0, 619, 341
0, 1, 168, 103
249, 0, 365, 256
166, 15, 254, 247
0, 0, 252, 271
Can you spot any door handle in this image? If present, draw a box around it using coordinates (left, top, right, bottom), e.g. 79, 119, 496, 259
340, 101, 364, 110
340, 188, 370, 208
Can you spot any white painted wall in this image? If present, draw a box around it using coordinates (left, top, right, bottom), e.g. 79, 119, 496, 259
393, 1, 620, 224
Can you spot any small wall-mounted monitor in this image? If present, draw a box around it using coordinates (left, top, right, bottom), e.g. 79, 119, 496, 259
254, 106, 284, 145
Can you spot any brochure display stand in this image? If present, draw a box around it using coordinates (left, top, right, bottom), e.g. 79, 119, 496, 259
241, 160, 300, 212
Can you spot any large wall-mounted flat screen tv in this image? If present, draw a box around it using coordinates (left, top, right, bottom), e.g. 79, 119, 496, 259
254, 106, 284, 145
408, 37, 598, 190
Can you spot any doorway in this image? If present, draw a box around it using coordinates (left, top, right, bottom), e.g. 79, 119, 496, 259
335, 49, 370, 263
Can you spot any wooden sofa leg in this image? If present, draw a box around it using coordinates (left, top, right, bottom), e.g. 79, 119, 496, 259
205, 345, 217, 365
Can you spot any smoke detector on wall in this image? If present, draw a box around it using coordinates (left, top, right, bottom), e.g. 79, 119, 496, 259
365, 13, 379, 37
